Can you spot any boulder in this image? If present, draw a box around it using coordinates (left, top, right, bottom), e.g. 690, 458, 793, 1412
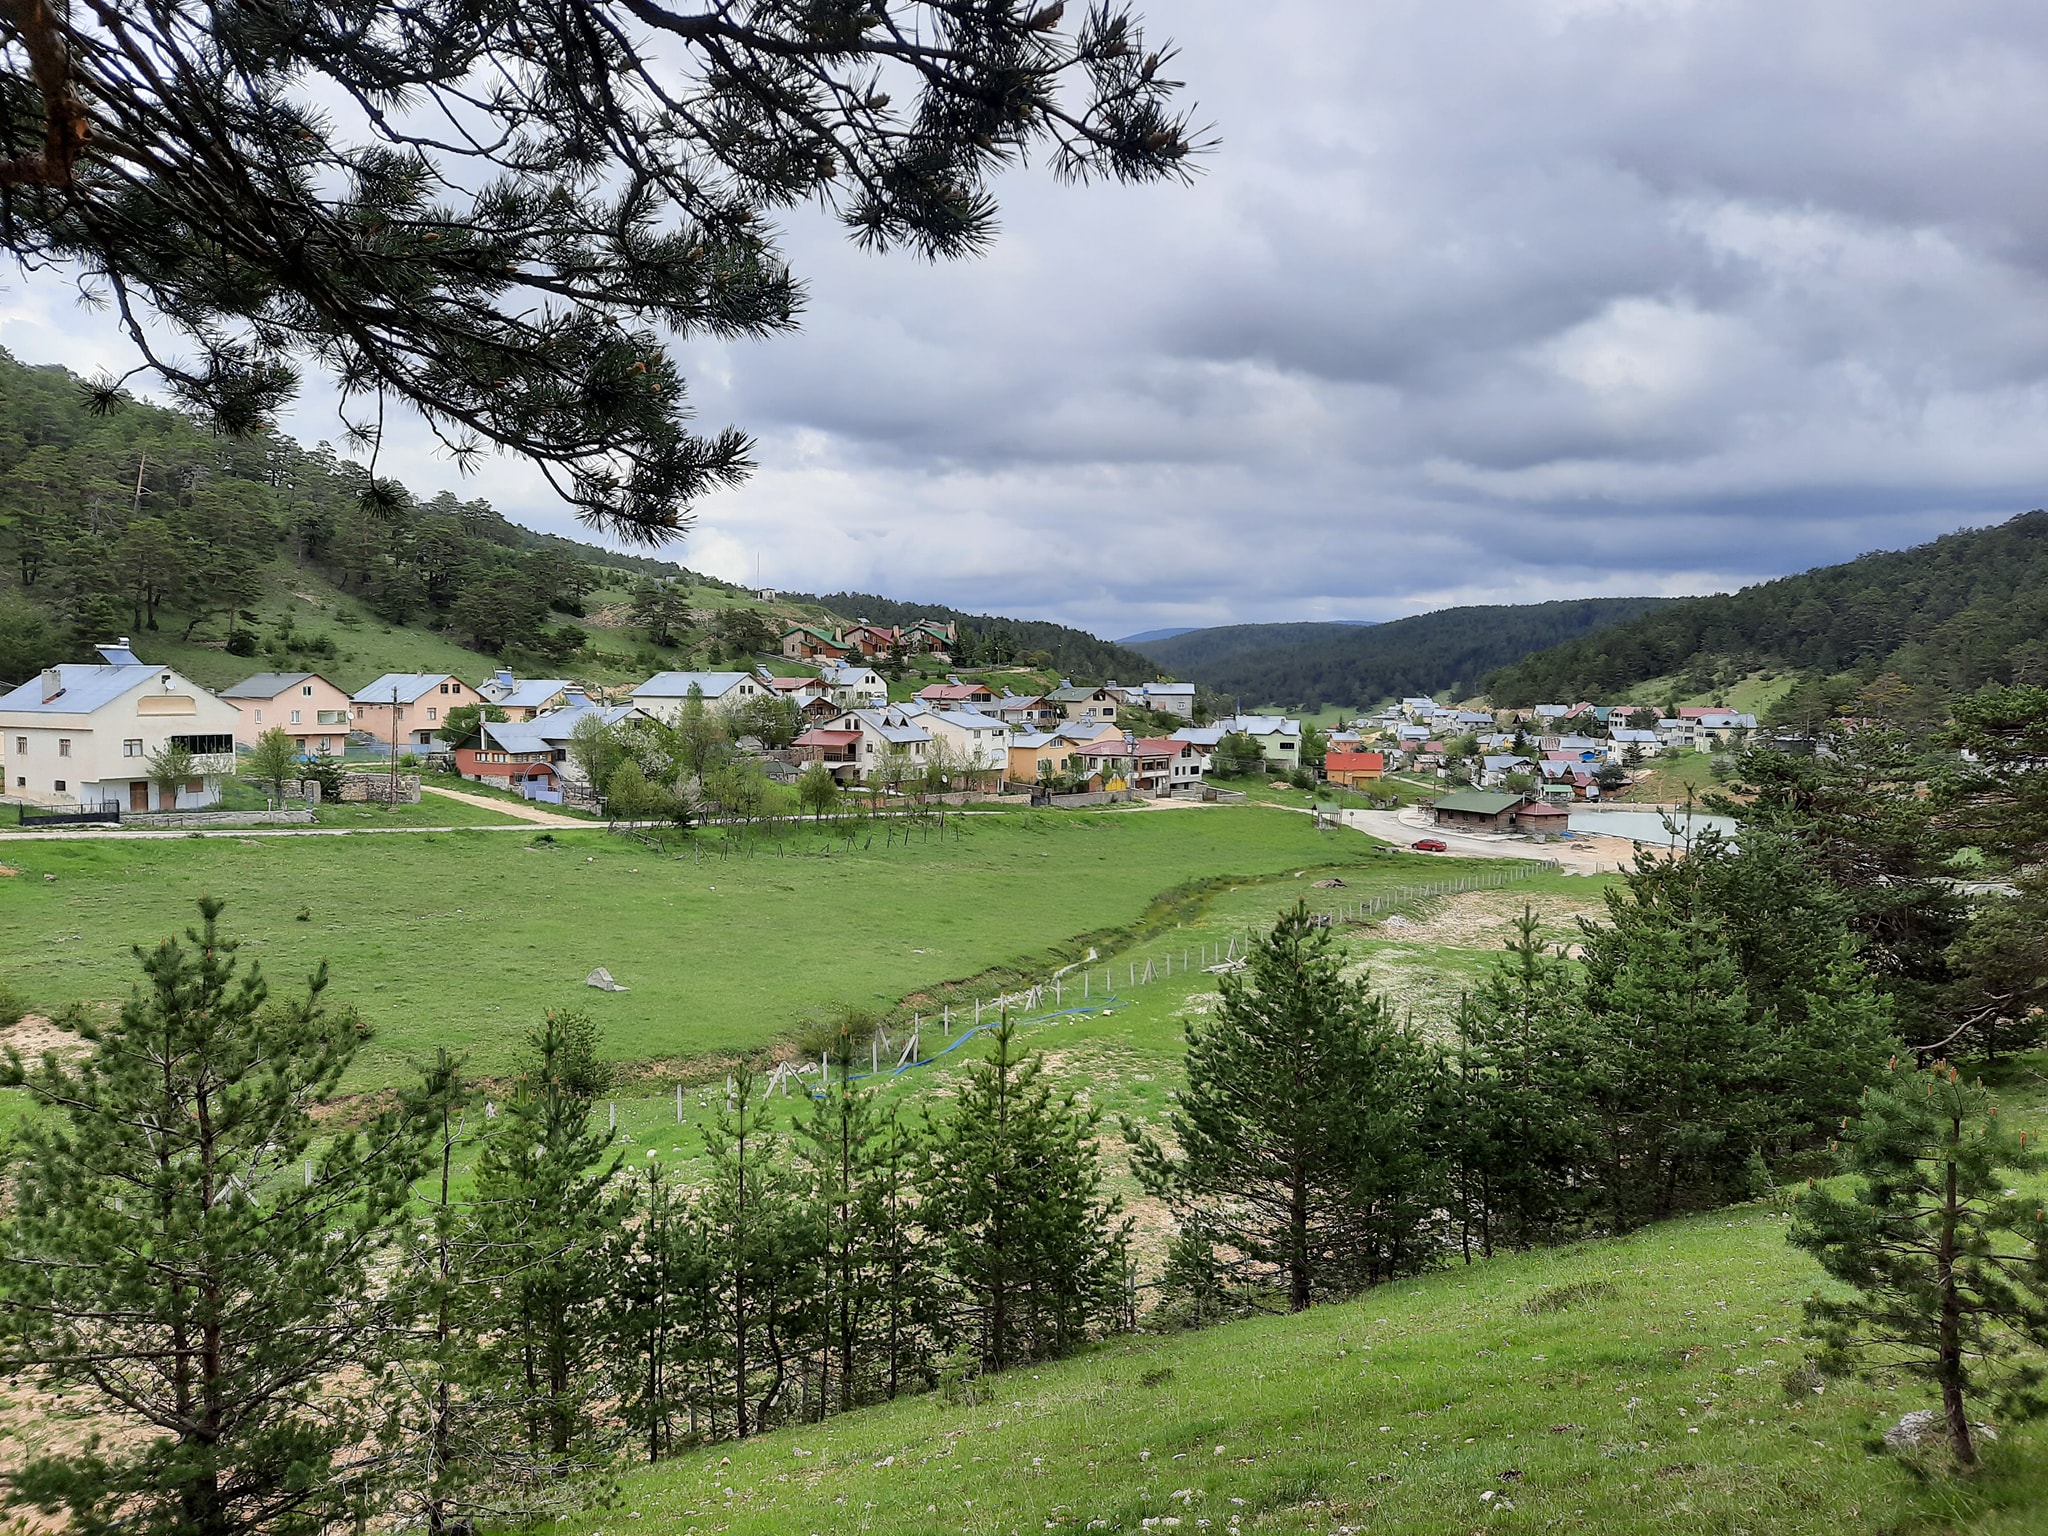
1883, 1409, 1997, 1454
585, 967, 629, 993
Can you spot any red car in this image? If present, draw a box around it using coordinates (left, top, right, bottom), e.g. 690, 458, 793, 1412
1411, 838, 1448, 852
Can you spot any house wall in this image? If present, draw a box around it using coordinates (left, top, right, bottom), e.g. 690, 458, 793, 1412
3, 683, 239, 810
353, 678, 482, 747
234, 677, 353, 754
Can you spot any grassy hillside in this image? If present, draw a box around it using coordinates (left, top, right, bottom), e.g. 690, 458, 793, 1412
568, 1062, 2048, 1536
1486, 511, 2048, 709
0, 349, 1131, 693
1131, 599, 1675, 710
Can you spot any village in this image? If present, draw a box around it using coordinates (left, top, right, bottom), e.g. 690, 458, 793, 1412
0, 617, 1756, 839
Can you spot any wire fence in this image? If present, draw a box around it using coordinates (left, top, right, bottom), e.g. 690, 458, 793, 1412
692, 856, 1560, 1111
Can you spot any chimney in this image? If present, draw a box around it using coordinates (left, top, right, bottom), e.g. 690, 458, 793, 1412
41, 668, 63, 703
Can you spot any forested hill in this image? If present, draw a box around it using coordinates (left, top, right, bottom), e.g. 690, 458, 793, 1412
790, 590, 1162, 682
1129, 598, 1674, 709
1484, 511, 2048, 708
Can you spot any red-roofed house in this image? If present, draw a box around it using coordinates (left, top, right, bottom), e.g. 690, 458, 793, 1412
1324, 750, 1386, 787
916, 680, 995, 707
792, 727, 864, 783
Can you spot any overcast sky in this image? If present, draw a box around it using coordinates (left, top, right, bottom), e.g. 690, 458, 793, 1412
8, 0, 2048, 638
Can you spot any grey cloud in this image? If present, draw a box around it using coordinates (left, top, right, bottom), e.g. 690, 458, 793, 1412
12, 0, 2048, 639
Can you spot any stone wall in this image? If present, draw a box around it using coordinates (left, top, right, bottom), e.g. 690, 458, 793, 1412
125, 809, 317, 829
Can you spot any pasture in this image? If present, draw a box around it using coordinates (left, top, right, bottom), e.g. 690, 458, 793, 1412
0, 805, 1485, 1091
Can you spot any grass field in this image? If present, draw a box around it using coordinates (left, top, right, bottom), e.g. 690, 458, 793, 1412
0, 806, 1433, 1091
556, 1052, 2048, 1536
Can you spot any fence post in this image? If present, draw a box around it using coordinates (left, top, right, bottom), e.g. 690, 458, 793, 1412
677, 1083, 684, 1122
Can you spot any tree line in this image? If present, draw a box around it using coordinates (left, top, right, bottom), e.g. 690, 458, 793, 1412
1133, 599, 1673, 711
1486, 509, 2048, 710
0, 349, 646, 683
0, 902, 1130, 1536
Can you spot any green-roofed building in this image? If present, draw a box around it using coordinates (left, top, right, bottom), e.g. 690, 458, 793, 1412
1430, 789, 1529, 831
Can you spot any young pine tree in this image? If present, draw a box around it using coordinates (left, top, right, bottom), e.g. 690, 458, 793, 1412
1576, 854, 1771, 1229
791, 1064, 930, 1417
380, 1050, 491, 1536
1129, 901, 1442, 1312
923, 1020, 1131, 1373
698, 1067, 817, 1439
465, 1012, 629, 1507
0, 898, 421, 1536
609, 1160, 708, 1463
1792, 1059, 2048, 1466
1448, 906, 1591, 1257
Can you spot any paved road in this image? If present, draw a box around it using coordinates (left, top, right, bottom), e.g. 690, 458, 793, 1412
1340, 806, 1632, 874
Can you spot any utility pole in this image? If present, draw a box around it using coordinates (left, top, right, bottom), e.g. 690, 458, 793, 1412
389, 684, 400, 808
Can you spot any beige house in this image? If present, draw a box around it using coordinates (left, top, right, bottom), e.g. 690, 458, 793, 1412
220, 672, 353, 755
0, 641, 241, 811
350, 673, 483, 749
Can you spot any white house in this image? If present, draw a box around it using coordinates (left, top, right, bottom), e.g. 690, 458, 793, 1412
629, 670, 772, 722
904, 703, 1012, 778
0, 641, 241, 811
1213, 714, 1303, 769
1132, 681, 1196, 719
1606, 727, 1659, 762
820, 707, 933, 783
816, 661, 888, 709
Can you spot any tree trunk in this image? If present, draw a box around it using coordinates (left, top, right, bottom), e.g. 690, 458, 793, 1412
1939, 1143, 1977, 1466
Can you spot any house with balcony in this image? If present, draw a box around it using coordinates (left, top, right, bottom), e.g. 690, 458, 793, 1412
905, 704, 1012, 783
792, 727, 865, 783
818, 708, 933, 786
1, 641, 241, 811
220, 671, 353, 756
1046, 683, 1121, 724
351, 673, 484, 749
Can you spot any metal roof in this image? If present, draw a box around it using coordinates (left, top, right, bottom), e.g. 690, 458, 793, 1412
630, 671, 758, 699
1432, 790, 1527, 815
352, 673, 463, 704
219, 671, 319, 698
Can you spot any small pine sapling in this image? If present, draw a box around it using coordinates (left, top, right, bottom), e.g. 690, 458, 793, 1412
1791, 1058, 2048, 1466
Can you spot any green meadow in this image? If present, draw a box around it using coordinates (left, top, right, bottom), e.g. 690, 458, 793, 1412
0, 806, 1492, 1090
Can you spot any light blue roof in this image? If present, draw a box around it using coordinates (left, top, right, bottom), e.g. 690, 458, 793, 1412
0, 659, 157, 716
495, 678, 573, 710
352, 673, 461, 705
927, 709, 1010, 733
631, 671, 757, 700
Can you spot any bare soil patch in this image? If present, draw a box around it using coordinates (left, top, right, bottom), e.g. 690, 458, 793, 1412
1364, 887, 1606, 951
3, 1013, 90, 1065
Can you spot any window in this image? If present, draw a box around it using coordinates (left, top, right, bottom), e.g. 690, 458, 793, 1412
124, 739, 143, 758
254, 710, 262, 723
302, 685, 314, 697
58, 738, 70, 757
439, 682, 451, 694
54, 780, 66, 792
169, 734, 234, 755
13, 736, 24, 756
427, 707, 438, 721
290, 710, 302, 725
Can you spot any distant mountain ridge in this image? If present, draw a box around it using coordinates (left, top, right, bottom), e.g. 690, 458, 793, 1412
1485, 511, 2048, 708
1129, 600, 1674, 708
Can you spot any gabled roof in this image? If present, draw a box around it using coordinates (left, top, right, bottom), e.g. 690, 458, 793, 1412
630, 670, 758, 700
1045, 684, 1108, 702
353, 673, 464, 705
1170, 726, 1225, 746
1325, 751, 1385, 770
794, 728, 861, 746
925, 708, 1009, 733
219, 671, 320, 699
0, 652, 164, 716
494, 677, 574, 710
1010, 731, 1064, 749
1433, 790, 1526, 815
